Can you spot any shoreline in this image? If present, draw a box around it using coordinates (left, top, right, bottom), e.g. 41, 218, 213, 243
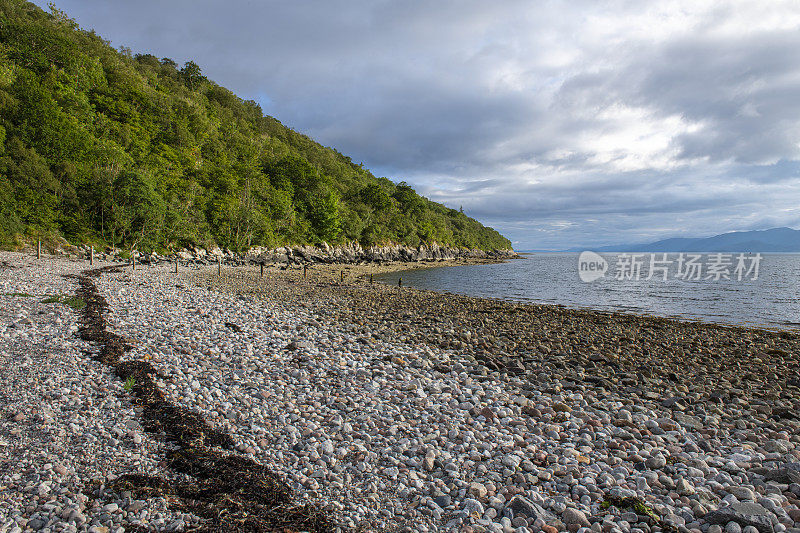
340, 258, 798, 335
198, 259, 798, 336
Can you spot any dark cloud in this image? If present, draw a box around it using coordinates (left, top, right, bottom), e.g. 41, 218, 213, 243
34, 0, 800, 249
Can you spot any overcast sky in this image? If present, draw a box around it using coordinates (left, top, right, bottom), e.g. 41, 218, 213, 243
36, 0, 800, 249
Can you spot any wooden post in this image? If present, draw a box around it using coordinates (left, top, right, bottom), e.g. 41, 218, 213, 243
340, 270, 344, 283
398, 277, 402, 288
370, 273, 373, 285
174, 258, 179, 274
303, 264, 307, 279
218, 256, 222, 276
260, 262, 264, 277
90, 246, 94, 265
37, 240, 41, 259
132, 256, 136, 270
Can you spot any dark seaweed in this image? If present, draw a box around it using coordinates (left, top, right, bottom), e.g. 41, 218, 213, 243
73, 266, 336, 532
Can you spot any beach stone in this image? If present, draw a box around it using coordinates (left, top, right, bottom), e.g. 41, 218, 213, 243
563, 508, 591, 528
424, 450, 436, 471
727, 522, 743, 533
728, 487, 756, 501
463, 498, 484, 518
764, 441, 791, 454
553, 402, 572, 413
765, 467, 800, 484
675, 413, 704, 431
434, 494, 452, 508
706, 503, 776, 533
617, 410, 633, 423
677, 478, 696, 495
505, 496, 555, 522
469, 482, 488, 499
646, 454, 667, 470
321, 439, 334, 455
285, 339, 313, 351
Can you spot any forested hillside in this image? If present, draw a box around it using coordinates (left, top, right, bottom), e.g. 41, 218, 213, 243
0, 0, 512, 253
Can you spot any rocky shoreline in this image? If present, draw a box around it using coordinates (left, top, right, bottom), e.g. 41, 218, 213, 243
1, 254, 799, 533
39, 241, 518, 268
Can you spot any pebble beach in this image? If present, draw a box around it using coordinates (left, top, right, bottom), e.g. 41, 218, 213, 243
1, 252, 800, 533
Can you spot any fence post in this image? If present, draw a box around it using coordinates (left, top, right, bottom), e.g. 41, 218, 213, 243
90, 246, 94, 265
398, 277, 402, 288
303, 264, 307, 279
218, 256, 222, 276
132, 256, 136, 270
340, 270, 344, 283
37, 240, 41, 260
370, 273, 373, 285
260, 262, 264, 277
175, 258, 179, 274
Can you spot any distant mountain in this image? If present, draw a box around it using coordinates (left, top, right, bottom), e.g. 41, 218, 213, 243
590, 227, 800, 252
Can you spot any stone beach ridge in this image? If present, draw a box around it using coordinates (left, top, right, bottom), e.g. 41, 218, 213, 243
1, 252, 800, 533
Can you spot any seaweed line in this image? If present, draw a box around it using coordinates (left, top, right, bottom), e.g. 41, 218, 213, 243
72, 266, 337, 532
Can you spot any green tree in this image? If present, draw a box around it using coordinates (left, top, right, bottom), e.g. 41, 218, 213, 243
110, 170, 165, 250
180, 60, 204, 90
308, 189, 341, 242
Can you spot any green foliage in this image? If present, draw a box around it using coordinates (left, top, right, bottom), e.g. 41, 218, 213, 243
0, 0, 513, 252
41, 294, 86, 309
600, 495, 660, 522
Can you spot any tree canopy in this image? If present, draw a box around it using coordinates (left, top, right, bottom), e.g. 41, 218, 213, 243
0, 0, 513, 252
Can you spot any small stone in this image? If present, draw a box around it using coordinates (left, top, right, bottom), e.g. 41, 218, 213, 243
646, 453, 667, 469
468, 482, 488, 499
677, 478, 696, 495
321, 439, 334, 455
506, 496, 555, 522
463, 498, 484, 518
764, 440, 790, 454
424, 450, 436, 471
727, 522, 743, 533
563, 508, 591, 528
728, 487, 756, 501
434, 494, 452, 508
553, 402, 572, 413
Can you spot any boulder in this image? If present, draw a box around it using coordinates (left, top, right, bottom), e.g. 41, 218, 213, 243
504, 496, 555, 522
706, 503, 775, 533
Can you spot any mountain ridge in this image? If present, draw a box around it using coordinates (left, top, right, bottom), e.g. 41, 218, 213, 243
0, 0, 512, 253
575, 227, 800, 253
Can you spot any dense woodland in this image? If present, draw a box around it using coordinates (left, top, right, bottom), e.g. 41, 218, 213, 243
0, 0, 512, 253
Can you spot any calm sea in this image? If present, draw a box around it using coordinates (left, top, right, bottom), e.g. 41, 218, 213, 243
376, 253, 800, 330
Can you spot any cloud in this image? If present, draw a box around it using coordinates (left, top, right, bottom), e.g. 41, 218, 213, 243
36, 0, 800, 248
